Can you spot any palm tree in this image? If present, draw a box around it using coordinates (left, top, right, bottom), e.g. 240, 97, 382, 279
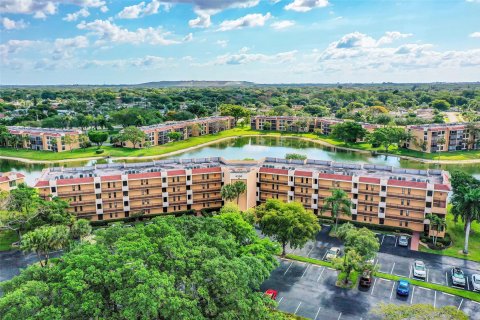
451, 188, 480, 254
232, 181, 247, 205
322, 189, 352, 232
426, 213, 446, 246
221, 184, 237, 203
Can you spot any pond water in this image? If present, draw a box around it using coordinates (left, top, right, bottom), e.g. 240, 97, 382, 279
1, 136, 479, 186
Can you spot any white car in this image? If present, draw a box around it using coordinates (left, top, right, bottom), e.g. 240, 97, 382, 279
398, 235, 409, 247
472, 274, 480, 292
412, 260, 427, 279
325, 247, 341, 261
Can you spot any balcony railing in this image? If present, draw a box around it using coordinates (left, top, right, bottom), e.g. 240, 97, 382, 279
387, 192, 426, 200
386, 203, 425, 212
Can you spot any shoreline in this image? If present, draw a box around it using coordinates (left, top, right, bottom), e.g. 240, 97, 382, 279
1, 134, 480, 165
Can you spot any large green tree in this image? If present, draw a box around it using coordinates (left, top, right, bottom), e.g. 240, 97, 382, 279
0, 216, 281, 320
331, 121, 367, 144
451, 187, 480, 254
87, 130, 109, 148
219, 104, 249, 125
367, 126, 410, 153
256, 199, 320, 256
120, 126, 147, 148
21, 225, 70, 267
221, 181, 247, 205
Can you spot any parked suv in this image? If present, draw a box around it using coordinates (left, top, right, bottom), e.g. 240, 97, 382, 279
359, 270, 373, 287
451, 267, 466, 287
398, 235, 409, 247
412, 260, 427, 279
325, 247, 341, 261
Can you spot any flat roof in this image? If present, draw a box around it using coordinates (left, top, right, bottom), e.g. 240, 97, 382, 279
7, 126, 82, 136
36, 157, 447, 187
139, 116, 233, 132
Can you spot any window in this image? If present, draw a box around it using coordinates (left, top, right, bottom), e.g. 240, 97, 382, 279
353, 183, 358, 188
399, 221, 403, 226
95, 183, 100, 189
379, 218, 384, 225
381, 197, 385, 202
51, 186, 56, 193
124, 201, 129, 206
427, 190, 433, 197
400, 210, 403, 216
96, 194, 101, 199
123, 191, 128, 196
381, 186, 386, 192
97, 204, 102, 209
405, 221, 409, 227
123, 181, 128, 187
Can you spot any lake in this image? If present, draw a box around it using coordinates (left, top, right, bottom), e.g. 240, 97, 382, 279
1, 136, 479, 185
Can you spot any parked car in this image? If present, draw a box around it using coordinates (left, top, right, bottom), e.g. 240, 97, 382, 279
325, 247, 341, 261
396, 280, 411, 296
472, 274, 480, 292
398, 235, 409, 247
451, 267, 466, 287
264, 289, 278, 300
360, 270, 373, 287
412, 260, 427, 279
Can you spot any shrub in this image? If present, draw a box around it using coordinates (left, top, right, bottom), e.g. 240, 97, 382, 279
95, 149, 105, 154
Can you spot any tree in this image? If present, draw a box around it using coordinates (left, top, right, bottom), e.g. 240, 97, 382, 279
431, 99, 451, 111
374, 303, 468, 320
70, 218, 92, 241
167, 131, 183, 142
88, 130, 109, 148
426, 213, 446, 246
0, 216, 280, 320
368, 126, 410, 153
221, 181, 247, 205
220, 104, 249, 125
322, 189, 352, 231
256, 199, 320, 256
262, 121, 272, 131
331, 122, 367, 144
78, 134, 90, 149
285, 153, 307, 160
451, 187, 480, 254
63, 134, 77, 152
120, 126, 147, 148
21, 225, 70, 267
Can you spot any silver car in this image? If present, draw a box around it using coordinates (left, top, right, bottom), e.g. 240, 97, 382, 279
398, 235, 409, 247
472, 274, 480, 292
413, 260, 426, 279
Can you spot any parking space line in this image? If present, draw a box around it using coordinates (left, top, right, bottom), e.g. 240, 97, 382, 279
381, 235, 385, 245
445, 272, 448, 285
395, 236, 398, 247
337, 312, 342, 320
322, 251, 328, 260
284, 262, 293, 276
390, 281, 395, 300
390, 262, 396, 274
409, 266, 412, 278
443, 293, 454, 297
294, 302, 302, 315
370, 278, 378, 296
277, 296, 284, 308
466, 279, 470, 291
434, 291, 437, 309
314, 307, 322, 320
307, 246, 314, 257
458, 299, 463, 311
301, 265, 310, 278
426, 269, 429, 282
317, 267, 326, 282
410, 286, 415, 304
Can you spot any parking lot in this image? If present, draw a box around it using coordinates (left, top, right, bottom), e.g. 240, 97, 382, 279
280, 226, 480, 296
261, 259, 480, 320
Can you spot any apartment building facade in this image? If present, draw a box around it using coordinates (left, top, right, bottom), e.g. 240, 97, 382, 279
0, 172, 25, 191
7, 126, 83, 152
121, 116, 235, 148
35, 157, 450, 237
406, 123, 480, 153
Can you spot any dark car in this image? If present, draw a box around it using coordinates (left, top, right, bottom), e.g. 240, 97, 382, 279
359, 270, 373, 287
396, 280, 410, 296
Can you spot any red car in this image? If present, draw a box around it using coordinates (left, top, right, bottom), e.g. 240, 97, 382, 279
264, 289, 278, 300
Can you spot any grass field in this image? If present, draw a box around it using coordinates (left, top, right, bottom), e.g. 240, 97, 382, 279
1, 127, 479, 162
420, 213, 480, 262
0, 230, 18, 251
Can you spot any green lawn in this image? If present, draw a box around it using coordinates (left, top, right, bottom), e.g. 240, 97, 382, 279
1, 127, 479, 161
420, 213, 480, 262
0, 230, 19, 251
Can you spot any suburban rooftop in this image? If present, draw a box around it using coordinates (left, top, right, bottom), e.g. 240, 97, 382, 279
7, 126, 82, 135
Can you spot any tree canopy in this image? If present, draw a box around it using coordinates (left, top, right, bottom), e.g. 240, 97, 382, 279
331, 121, 368, 144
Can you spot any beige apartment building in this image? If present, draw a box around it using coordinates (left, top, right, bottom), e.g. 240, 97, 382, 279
406, 123, 480, 153
34, 157, 450, 237
7, 126, 83, 152
0, 172, 25, 191
121, 116, 235, 148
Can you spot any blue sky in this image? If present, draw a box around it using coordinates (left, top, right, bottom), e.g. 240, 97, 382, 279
1, 0, 479, 84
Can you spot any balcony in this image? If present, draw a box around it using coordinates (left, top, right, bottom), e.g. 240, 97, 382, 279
358, 189, 378, 195
387, 192, 426, 200
259, 178, 288, 184
69, 200, 96, 206
385, 215, 424, 223
386, 203, 425, 212
59, 190, 91, 196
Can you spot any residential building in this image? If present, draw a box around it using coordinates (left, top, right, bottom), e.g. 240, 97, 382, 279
406, 123, 480, 153
120, 116, 235, 148
7, 126, 83, 152
34, 157, 450, 237
0, 172, 25, 191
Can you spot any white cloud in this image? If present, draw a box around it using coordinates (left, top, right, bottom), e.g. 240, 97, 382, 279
271, 20, 295, 30
189, 12, 211, 28
284, 0, 329, 12
53, 35, 89, 59
377, 31, 412, 45
63, 8, 90, 21
218, 12, 271, 31
183, 33, 193, 42
199, 48, 297, 65
100, 5, 108, 12
0, 40, 40, 62
1, 17, 28, 30
77, 19, 182, 45
117, 1, 167, 19
469, 32, 480, 38
0, 0, 105, 19
216, 40, 228, 47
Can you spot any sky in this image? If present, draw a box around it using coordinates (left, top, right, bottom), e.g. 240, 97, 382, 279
0, 0, 479, 85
